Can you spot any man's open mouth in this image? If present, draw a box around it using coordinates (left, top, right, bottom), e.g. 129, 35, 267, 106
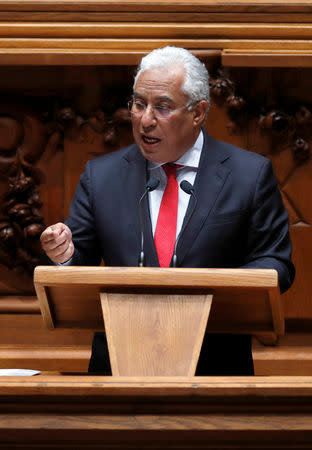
142, 135, 161, 144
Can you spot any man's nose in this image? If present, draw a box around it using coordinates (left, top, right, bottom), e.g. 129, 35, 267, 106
141, 105, 157, 127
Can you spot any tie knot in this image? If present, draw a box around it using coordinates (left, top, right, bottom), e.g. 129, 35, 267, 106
162, 163, 180, 178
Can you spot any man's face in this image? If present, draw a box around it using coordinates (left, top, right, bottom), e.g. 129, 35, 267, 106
131, 66, 205, 163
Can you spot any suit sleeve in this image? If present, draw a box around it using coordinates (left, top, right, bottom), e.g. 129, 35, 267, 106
241, 159, 295, 293
65, 161, 102, 266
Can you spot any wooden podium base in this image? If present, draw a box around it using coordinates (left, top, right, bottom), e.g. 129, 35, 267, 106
101, 292, 213, 376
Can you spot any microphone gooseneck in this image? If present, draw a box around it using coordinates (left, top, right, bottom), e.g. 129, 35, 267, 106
172, 180, 197, 268
138, 178, 160, 267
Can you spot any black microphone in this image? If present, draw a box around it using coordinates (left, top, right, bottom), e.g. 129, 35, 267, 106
180, 180, 195, 196
138, 178, 160, 267
172, 180, 197, 267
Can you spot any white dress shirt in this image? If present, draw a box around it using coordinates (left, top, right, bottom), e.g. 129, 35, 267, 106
148, 130, 203, 237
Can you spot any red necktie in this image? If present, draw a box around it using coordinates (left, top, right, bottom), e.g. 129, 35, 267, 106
154, 163, 179, 267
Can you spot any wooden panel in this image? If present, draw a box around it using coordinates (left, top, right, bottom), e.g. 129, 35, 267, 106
223, 51, 312, 67
282, 227, 312, 319
0, 2, 311, 66
0, 346, 90, 371
1, 45, 312, 67
101, 291, 212, 376
0, 375, 312, 448
1, 13, 312, 24
208, 290, 275, 332
47, 285, 104, 329
0, 296, 39, 313
0, 315, 94, 346
0, 1, 311, 13
0, 314, 94, 371
253, 335, 312, 376
2, 23, 312, 39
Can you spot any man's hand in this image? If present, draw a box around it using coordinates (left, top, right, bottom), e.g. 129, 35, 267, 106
40, 223, 74, 264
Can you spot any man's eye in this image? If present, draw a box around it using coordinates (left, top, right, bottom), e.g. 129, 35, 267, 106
155, 105, 171, 115
134, 101, 145, 110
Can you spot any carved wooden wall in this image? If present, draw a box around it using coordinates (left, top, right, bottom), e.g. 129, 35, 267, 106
0, 0, 311, 373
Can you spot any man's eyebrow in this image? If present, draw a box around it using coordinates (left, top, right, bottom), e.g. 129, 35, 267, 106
133, 92, 174, 103
133, 92, 145, 100
156, 96, 174, 103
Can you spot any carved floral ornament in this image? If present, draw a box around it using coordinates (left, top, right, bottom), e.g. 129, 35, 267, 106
0, 98, 132, 277
0, 111, 46, 275
208, 69, 312, 228
209, 70, 311, 165
49, 105, 132, 150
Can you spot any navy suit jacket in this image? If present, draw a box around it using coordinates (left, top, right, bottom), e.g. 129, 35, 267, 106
66, 129, 295, 293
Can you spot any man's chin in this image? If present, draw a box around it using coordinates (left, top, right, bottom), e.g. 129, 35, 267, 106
138, 145, 167, 164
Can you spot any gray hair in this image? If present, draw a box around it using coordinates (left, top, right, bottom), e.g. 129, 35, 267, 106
133, 46, 210, 108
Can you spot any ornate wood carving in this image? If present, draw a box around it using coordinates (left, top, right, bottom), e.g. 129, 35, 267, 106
210, 70, 311, 166
0, 105, 47, 275
52, 105, 132, 150
0, 93, 132, 280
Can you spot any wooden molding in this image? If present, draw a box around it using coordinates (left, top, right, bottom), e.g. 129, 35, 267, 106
0, 1, 311, 13
0, 45, 311, 66
3, 374, 312, 397
0, 296, 39, 314
0, 47, 221, 66
0, 4, 310, 65
0, 345, 90, 371
222, 50, 312, 67
34, 266, 279, 289
2, 375, 312, 448
2, 22, 312, 39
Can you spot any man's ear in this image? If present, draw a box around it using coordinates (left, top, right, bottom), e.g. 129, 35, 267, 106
193, 100, 208, 125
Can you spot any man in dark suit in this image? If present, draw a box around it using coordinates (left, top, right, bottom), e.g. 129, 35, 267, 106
40, 46, 295, 375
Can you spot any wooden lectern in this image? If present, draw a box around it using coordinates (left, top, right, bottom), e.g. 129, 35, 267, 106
34, 266, 283, 376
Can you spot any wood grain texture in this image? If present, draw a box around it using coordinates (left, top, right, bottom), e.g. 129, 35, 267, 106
1, 38, 312, 51
0, 375, 311, 448
34, 266, 279, 289
222, 51, 312, 67
0, 3, 310, 67
253, 335, 312, 376
1, 13, 312, 23
0, 346, 90, 371
0, 314, 94, 371
1, 22, 312, 39
35, 285, 54, 329
3, 374, 312, 396
0, 1, 311, 12
101, 291, 212, 376
0, 47, 311, 67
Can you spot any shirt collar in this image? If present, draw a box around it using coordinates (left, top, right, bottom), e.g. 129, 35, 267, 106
148, 130, 203, 171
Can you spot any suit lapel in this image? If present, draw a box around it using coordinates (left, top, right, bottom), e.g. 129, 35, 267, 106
176, 131, 231, 265
123, 145, 159, 267
142, 195, 159, 266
